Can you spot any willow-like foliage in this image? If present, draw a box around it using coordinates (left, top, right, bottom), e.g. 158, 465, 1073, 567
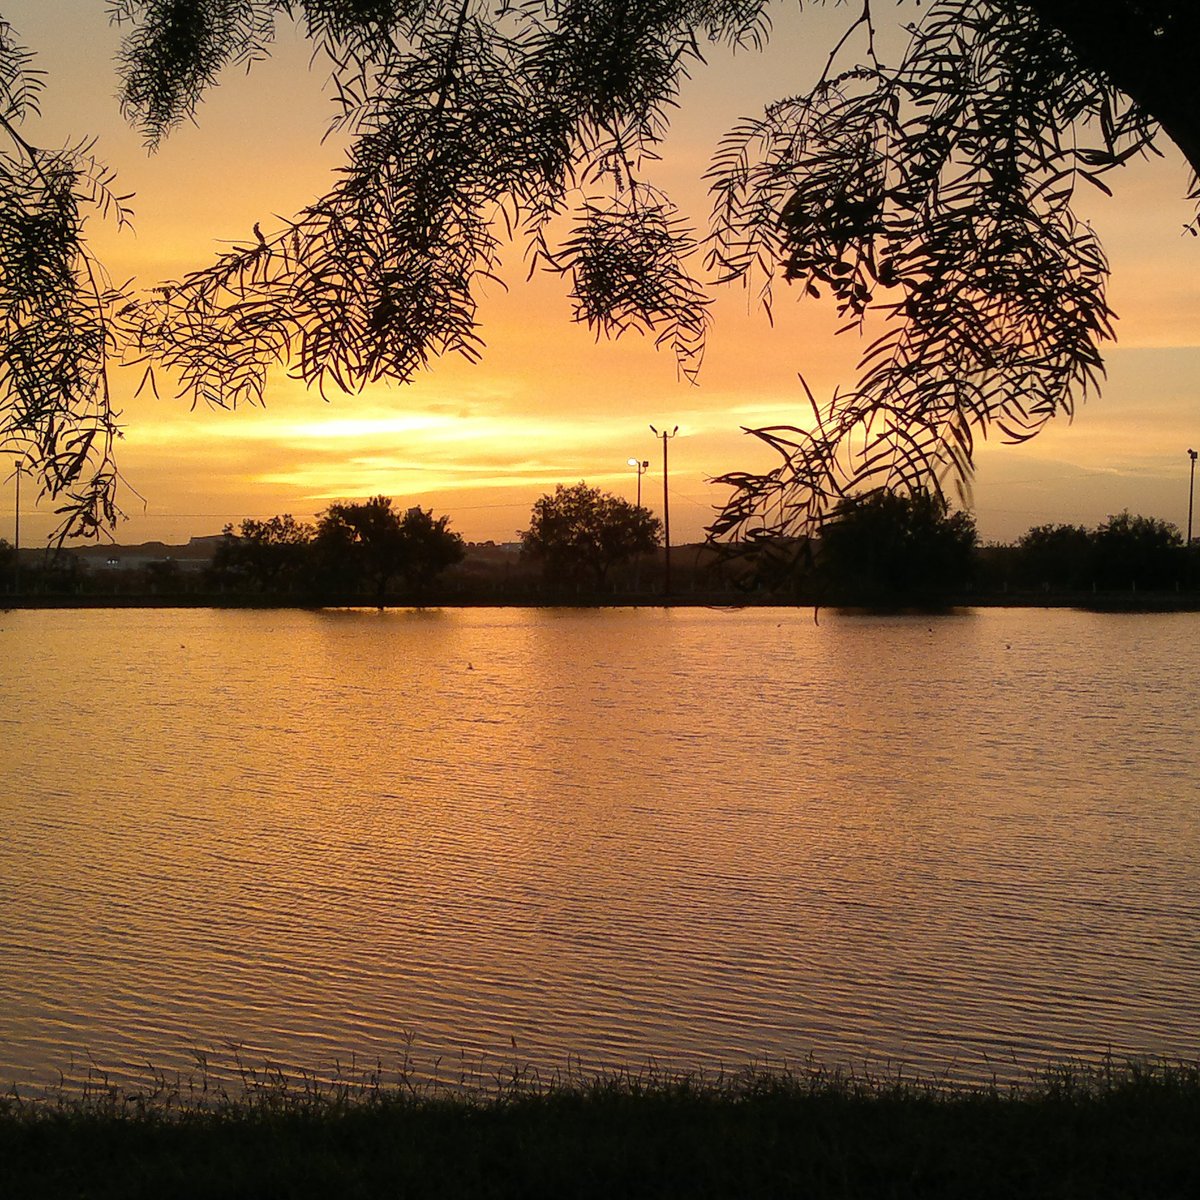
0, 20, 131, 539
1, 2, 1196, 541
706, 0, 1164, 546
117, 1, 753, 412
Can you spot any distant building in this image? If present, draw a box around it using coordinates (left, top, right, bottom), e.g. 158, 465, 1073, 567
72, 534, 225, 574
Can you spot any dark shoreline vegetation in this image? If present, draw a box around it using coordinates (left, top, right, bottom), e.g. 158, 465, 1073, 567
3, 1058, 1198, 1199
4, 494, 1199, 611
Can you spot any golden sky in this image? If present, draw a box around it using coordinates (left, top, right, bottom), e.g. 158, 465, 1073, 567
4, 1, 1199, 547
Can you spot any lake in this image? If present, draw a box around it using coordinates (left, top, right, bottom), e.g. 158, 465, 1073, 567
1, 606, 1198, 1093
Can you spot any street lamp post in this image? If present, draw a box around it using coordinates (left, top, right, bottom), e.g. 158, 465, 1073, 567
12, 460, 20, 595
627, 457, 649, 509
649, 424, 678, 597
1189, 448, 1198, 545
627, 458, 650, 596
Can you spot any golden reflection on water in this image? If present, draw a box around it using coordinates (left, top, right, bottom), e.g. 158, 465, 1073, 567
1, 607, 1198, 1092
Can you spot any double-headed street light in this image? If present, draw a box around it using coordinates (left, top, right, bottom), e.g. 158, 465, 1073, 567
649, 424, 679, 597
627, 457, 649, 509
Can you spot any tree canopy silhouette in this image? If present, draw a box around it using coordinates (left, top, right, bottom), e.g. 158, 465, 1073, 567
1011, 511, 1186, 591
212, 513, 318, 594
816, 489, 977, 604
316, 496, 465, 603
1, 2, 1196, 541
1091, 509, 1183, 591
521, 481, 662, 589
1013, 522, 1094, 591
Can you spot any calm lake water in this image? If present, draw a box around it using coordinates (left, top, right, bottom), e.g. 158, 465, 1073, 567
2, 606, 1198, 1093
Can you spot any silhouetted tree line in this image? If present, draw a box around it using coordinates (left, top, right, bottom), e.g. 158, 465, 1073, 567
0, 486, 667, 603
722, 493, 1198, 606
209, 484, 663, 601
211, 498, 465, 604
5, 490, 1199, 607
993, 511, 1193, 594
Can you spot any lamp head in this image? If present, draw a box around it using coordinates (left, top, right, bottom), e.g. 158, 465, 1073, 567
628, 458, 639, 468
649, 424, 658, 435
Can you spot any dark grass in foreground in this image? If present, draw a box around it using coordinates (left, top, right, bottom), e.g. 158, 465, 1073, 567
3, 1059, 1198, 1199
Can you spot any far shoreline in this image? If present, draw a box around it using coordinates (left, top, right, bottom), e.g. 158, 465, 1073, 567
5, 593, 1200, 613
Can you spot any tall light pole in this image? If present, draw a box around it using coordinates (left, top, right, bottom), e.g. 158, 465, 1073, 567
1189, 448, 1198, 545
649, 424, 678, 597
627, 457, 649, 508
11, 460, 20, 595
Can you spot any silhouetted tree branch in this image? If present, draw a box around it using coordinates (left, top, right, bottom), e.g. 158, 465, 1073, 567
0, 19, 133, 539
706, 0, 1176, 550
1, 2, 1196, 542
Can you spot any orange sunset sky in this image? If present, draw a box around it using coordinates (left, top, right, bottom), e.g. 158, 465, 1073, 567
4, 1, 1200, 547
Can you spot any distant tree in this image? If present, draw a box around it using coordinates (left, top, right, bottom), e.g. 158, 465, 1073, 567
973, 541, 1020, 595
521, 483, 662, 591
392, 506, 466, 599
315, 496, 403, 603
1014, 523, 1095, 591
1092, 511, 1183, 590
316, 496, 463, 603
0, 536, 13, 588
817, 491, 977, 604
211, 514, 316, 594
16, 546, 81, 596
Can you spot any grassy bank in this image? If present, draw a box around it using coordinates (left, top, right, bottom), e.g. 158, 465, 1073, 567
3, 1060, 1198, 1199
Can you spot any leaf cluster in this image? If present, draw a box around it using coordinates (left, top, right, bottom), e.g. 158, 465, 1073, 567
707, 0, 1163, 549
2, 2, 1196, 545
1, 19, 134, 539
118, 2, 762, 414
6, 3, 767, 536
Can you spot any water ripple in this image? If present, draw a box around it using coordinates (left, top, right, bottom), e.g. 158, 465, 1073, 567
1, 606, 1198, 1093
